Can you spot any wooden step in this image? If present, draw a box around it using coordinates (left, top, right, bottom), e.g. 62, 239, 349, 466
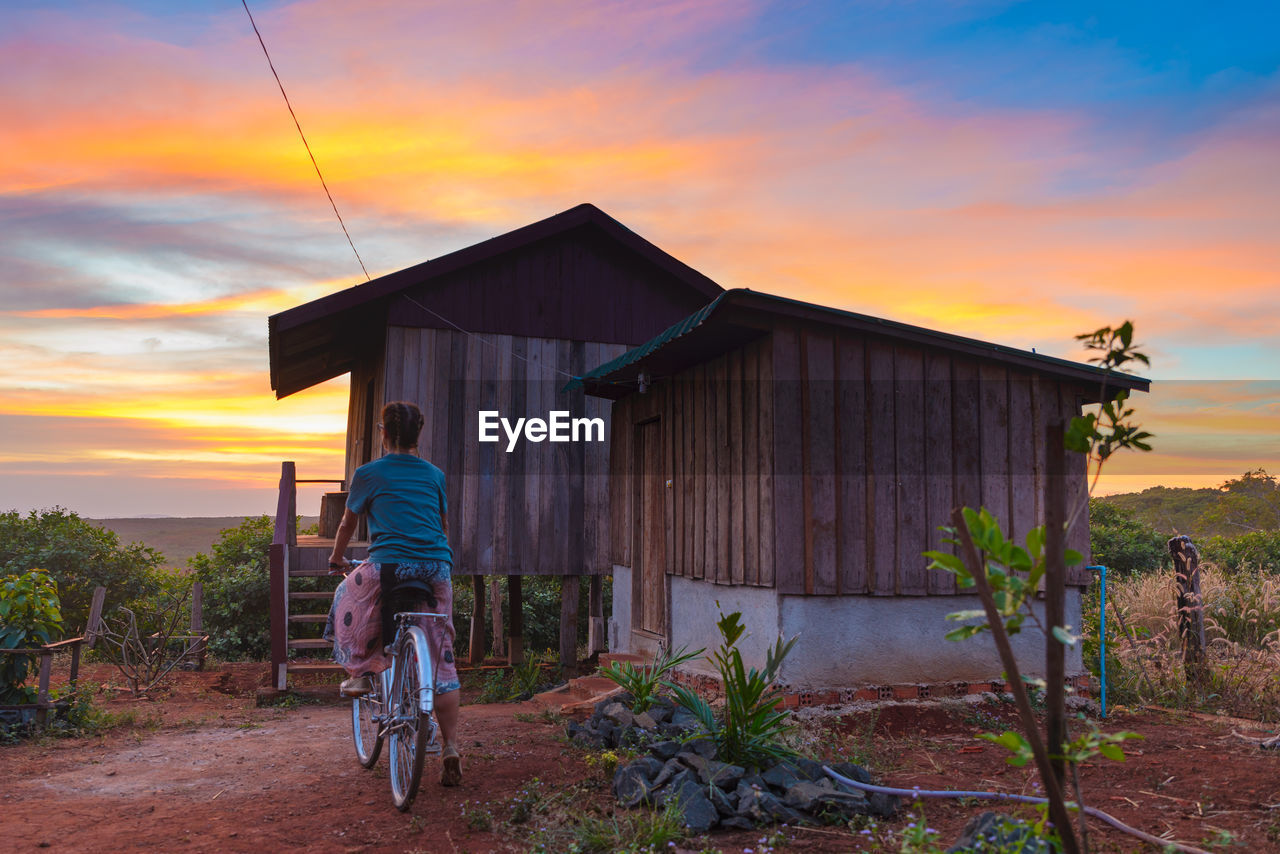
288, 614, 329, 624
289, 591, 335, 600
288, 638, 332, 649
287, 662, 344, 673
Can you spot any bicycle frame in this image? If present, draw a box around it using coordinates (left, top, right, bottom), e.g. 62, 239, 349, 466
366, 612, 445, 739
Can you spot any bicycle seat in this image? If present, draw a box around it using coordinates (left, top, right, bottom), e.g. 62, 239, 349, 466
387, 579, 437, 612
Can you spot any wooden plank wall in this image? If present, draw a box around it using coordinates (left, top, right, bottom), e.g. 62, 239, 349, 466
609, 336, 777, 587
378, 326, 625, 576
608, 328, 1098, 595
773, 326, 1096, 595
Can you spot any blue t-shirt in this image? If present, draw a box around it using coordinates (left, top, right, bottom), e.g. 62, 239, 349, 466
346, 454, 452, 565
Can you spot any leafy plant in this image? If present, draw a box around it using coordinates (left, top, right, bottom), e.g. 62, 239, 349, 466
0, 569, 63, 704
669, 610, 798, 770
599, 642, 704, 712
510, 649, 556, 700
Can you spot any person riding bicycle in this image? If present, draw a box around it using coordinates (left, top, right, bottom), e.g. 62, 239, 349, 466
326, 400, 462, 787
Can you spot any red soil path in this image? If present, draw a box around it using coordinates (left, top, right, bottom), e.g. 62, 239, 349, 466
3, 664, 1278, 853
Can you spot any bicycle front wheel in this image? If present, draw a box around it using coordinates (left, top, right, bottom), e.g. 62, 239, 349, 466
388, 632, 430, 811
351, 687, 383, 769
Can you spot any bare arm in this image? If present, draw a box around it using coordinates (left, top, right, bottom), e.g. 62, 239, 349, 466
328, 508, 360, 571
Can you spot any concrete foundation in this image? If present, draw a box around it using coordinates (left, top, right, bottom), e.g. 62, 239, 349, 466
612, 569, 1086, 690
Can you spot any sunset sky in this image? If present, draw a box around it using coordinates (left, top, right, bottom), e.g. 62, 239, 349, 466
2, 0, 1277, 517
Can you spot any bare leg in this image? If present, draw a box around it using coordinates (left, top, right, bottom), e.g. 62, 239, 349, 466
436, 689, 463, 786
435, 688, 460, 749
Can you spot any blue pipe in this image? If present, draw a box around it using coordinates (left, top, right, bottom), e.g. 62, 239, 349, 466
1087, 565, 1106, 718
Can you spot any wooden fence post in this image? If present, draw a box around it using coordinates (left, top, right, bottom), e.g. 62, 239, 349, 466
1169, 535, 1206, 681
35, 650, 53, 728
83, 586, 107, 650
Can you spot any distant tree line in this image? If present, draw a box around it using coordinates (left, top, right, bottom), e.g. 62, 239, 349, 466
1093, 468, 1280, 574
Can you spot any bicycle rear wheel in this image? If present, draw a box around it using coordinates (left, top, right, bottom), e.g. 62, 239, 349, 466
388, 633, 430, 811
351, 684, 383, 768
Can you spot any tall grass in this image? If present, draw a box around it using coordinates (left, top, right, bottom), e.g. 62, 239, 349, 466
1088, 564, 1280, 721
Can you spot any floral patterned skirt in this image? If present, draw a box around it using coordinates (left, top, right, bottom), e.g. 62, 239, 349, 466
323, 560, 459, 694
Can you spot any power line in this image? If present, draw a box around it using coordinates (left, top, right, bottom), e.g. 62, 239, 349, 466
240, 3, 623, 390
240, 0, 370, 282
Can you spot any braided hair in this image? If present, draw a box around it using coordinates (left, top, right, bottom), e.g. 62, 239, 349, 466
381, 401, 424, 451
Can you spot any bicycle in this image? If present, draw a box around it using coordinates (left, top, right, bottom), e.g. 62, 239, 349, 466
349, 581, 446, 811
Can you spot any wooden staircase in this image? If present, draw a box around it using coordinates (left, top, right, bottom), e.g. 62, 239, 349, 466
269, 462, 368, 691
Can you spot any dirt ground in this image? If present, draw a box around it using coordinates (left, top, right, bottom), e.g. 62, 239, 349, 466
3, 663, 1279, 853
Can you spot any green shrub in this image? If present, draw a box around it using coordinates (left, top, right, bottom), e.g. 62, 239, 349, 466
669, 610, 798, 770
0, 508, 163, 633
0, 569, 63, 703
1089, 499, 1168, 576
188, 515, 276, 660
1202, 530, 1280, 573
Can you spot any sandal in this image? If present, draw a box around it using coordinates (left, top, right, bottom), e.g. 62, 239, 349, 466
440, 745, 463, 787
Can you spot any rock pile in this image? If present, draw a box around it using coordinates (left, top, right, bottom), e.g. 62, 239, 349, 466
567, 694, 899, 832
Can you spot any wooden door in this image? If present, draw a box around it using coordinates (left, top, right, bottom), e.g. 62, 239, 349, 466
632, 418, 667, 644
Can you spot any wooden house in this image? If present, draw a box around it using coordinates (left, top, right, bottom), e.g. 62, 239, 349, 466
265, 204, 722, 687
577, 289, 1149, 691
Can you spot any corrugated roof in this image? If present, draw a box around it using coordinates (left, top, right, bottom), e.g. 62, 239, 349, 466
572, 288, 1151, 400
563, 290, 729, 393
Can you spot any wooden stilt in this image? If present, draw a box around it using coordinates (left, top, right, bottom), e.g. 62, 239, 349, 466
489, 577, 505, 657
560, 575, 581, 677
469, 575, 486, 665
588, 575, 606, 653
507, 575, 524, 666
